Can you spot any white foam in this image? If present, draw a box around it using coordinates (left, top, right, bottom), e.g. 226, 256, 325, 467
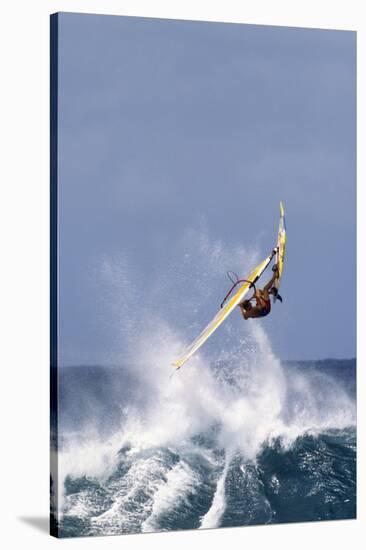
58, 227, 356, 528
89, 449, 173, 535
200, 453, 231, 529
142, 459, 200, 532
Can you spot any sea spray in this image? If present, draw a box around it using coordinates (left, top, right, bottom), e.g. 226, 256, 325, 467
56, 228, 356, 535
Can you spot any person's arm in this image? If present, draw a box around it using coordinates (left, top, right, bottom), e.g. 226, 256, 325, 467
263, 266, 278, 292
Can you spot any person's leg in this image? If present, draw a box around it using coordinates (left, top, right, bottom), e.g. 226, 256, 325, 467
239, 301, 253, 320
240, 307, 247, 320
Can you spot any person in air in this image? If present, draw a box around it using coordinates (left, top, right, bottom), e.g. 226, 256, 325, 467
239, 264, 281, 320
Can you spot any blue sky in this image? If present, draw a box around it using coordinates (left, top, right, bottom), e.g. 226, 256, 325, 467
57, 13, 356, 364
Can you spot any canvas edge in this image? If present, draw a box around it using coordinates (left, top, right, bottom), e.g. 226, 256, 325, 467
50, 11, 60, 539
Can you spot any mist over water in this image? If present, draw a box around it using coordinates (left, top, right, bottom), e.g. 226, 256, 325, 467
55, 228, 356, 536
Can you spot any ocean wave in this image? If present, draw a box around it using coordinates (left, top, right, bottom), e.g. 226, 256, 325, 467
53, 231, 356, 536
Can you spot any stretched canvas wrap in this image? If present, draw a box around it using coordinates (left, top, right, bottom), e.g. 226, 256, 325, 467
50, 12, 356, 538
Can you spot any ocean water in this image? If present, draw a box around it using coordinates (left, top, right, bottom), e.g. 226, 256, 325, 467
51, 351, 356, 537
50, 235, 356, 537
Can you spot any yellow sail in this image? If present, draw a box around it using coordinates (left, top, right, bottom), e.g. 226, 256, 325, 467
172, 252, 274, 370
273, 201, 286, 297
172, 202, 286, 370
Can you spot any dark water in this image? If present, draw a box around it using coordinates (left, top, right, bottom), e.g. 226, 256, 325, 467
51, 359, 356, 537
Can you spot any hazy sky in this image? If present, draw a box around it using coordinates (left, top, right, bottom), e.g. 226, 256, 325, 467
57, 13, 356, 364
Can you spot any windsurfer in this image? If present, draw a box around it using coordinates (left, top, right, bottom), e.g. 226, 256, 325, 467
239, 264, 281, 320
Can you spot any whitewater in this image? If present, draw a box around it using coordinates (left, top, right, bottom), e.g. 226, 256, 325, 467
51, 229, 356, 537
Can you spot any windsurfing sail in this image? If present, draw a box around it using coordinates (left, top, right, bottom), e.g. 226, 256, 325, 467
172, 251, 274, 370
273, 201, 286, 300
171, 202, 286, 370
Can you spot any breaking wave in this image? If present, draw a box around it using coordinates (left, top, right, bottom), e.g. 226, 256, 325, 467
53, 227, 356, 537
